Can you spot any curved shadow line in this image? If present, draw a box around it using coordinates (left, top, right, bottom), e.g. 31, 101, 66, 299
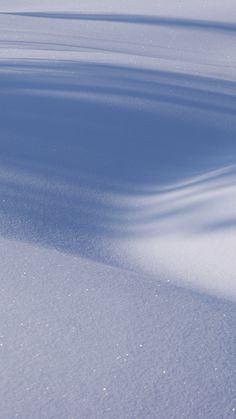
1, 12, 236, 33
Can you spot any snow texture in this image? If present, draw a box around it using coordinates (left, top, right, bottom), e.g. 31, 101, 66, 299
0, 1, 236, 418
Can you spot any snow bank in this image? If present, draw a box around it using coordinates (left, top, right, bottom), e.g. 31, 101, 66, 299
0, 1, 236, 417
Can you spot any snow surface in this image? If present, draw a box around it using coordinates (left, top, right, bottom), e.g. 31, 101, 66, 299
0, 1, 236, 418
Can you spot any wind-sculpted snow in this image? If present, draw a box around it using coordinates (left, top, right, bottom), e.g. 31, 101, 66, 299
116, 165, 236, 300
0, 2, 236, 418
3, 12, 236, 34
0, 60, 236, 294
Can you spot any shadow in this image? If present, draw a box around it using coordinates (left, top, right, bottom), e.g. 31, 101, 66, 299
2, 67, 236, 116
204, 217, 236, 232
2, 12, 236, 34
0, 59, 236, 262
1, 18, 236, 419
116, 165, 236, 237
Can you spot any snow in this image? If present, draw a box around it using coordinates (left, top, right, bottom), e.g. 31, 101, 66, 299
1, 237, 236, 419
0, 1, 236, 418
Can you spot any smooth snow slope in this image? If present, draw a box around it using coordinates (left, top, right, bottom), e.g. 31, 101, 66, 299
0, 1, 236, 418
